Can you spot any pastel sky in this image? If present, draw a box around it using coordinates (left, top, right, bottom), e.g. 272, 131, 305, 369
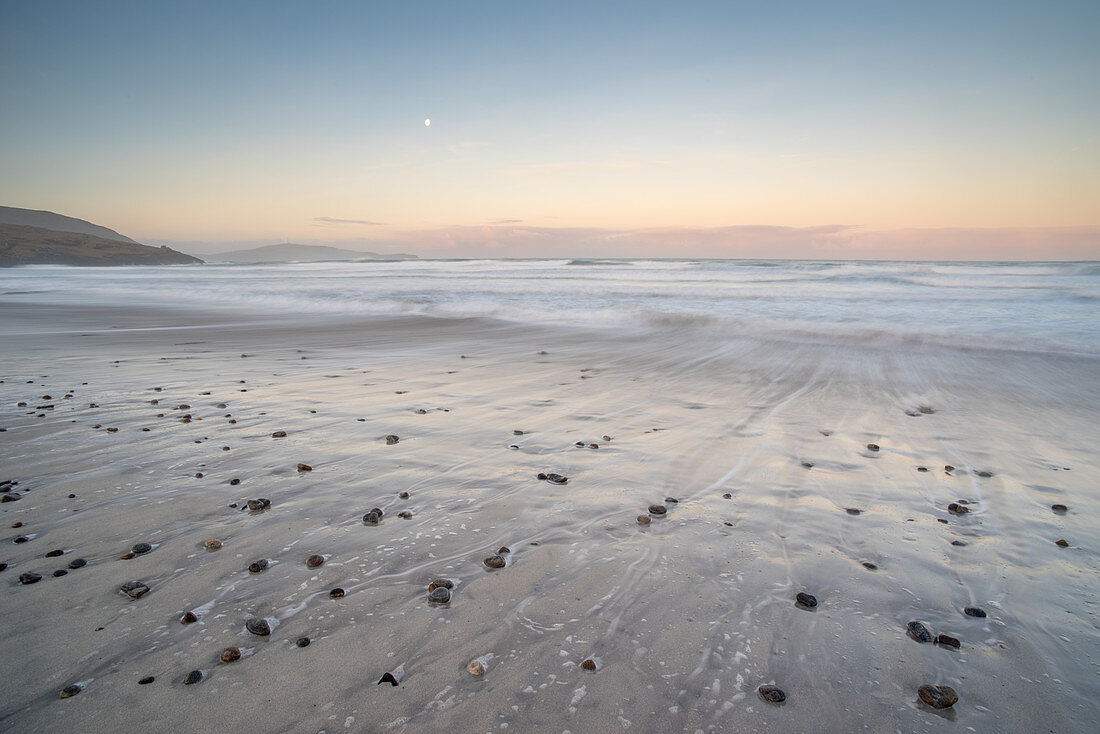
1, 1, 1098, 258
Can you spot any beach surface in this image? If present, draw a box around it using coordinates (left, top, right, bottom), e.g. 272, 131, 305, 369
1, 264, 1099, 733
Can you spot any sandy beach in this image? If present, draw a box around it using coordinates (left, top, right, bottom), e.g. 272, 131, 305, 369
1, 296, 1097, 733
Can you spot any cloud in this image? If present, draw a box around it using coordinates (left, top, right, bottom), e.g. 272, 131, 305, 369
488, 218, 524, 224
313, 216, 386, 226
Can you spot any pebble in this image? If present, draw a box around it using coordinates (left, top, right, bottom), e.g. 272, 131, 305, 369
183, 670, 204, 685
362, 511, 381, 525
246, 618, 271, 636
385, 434, 400, 445
866, 443, 880, 451
45, 549, 64, 557
131, 542, 152, 555
0, 563, 6, 572
329, 587, 345, 599
377, 672, 399, 686
648, 504, 667, 515
398, 491, 410, 499
14, 535, 29, 544
944, 465, 955, 472
497, 546, 510, 554
951, 540, 968, 547
636, 515, 651, 525
428, 579, 454, 591
467, 660, 485, 676
976, 470, 993, 478
229, 478, 241, 485
248, 559, 269, 573
907, 620, 934, 643
271, 430, 287, 438
722, 493, 732, 499
397, 511, 412, 519
862, 562, 878, 570
758, 685, 786, 703
297, 463, 312, 472
664, 497, 678, 504
917, 466, 929, 472
580, 658, 597, 671
53, 569, 68, 577
1055, 539, 1069, 547
220, 647, 242, 663
120, 580, 150, 599
845, 508, 862, 515
1051, 504, 1068, 513
59, 684, 82, 698
937, 634, 961, 649
306, 554, 325, 568
484, 555, 506, 569
917, 684, 958, 709
246, 498, 271, 511
428, 587, 451, 604
181, 611, 198, 624
963, 606, 987, 618
800, 461, 814, 469
947, 503, 968, 514
19, 572, 42, 584
10, 522, 21, 528
296, 637, 311, 647
138, 676, 155, 685
203, 539, 222, 551
540, 473, 568, 484
795, 592, 817, 608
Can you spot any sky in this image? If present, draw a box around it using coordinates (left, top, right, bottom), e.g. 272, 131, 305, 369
1, 0, 1098, 259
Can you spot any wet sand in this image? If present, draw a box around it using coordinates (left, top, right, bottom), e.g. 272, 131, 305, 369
1, 302, 1098, 733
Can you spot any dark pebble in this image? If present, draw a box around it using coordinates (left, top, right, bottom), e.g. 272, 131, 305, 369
963, 606, 987, 618
271, 430, 287, 438
758, 685, 786, 703
497, 546, 510, 554
45, 549, 64, 557
297, 463, 312, 472
867, 443, 880, 451
398, 491, 410, 499
845, 508, 862, 515
181, 611, 198, 624
936, 634, 961, 649
296, 637, 311, 647
19, 572, 42, 584
664, 497, 678, 503
976, 471, 993, 478
918, 406, 935, 414
428, 579, 454, 591
385, 434, 400, 445
248, 559, 269, 573
183, 670, 204, 685
484, 555, 506, 569
428, 587, 451, 604
543, 473, 568, 484
53, 569, 68, 577
10, 522, 21, 528
862, 562, 878, 570
537, 473, 546, 480
722, 493, 732, 499
917, 684, 958, 709
947, 503, 969, 514
246, 498, 271, 511
0, 563, 6, 572
907, 620, 934, 643
306, 554, 325, 568
120, 580, 150, 599
378, 672, 399, 686
246, 618, 271, 636
944, 465, 955, 472
648, 504, 667, 515
68, 493, 76, 498
59, 684, 82, 698
1051, 504, 1068, 513
220, 647, 242, 663
14, 535, 29, 543
637, 515, 651, 525
795, 592, 817, 608
1055, 538, 1069, 547
1, 494, 21, 503
580, 658, 596, 671
131, 542, 152, 554
937, 518, 949, 524
951, 540, 967, 547
397, 511, 412, 519
800, 461, 814, 469
229, 478, 241, 486
138, 676, 155, 685
362, 511, 381, 525
329, 587, 345, 599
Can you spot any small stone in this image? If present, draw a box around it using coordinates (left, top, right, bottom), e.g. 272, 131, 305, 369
937, 634, 961, 649
297, 463, 312, 472
467, 659, 485, 676
398, 491, 410, 499
1055, 538, 1069, 547
248, 559, 269, 573
543, 473, 568, 484
976, 470, 993, 478
296, 637, 311, 647
428, 578, 454, 591
229, 478, 241, 485
513, 430, 524, 435
862, 562, 878, 570
637, 515, 651, 525
203, 539, 222, 551
53, 569, 68, 577
758, 685, 786, 703
0, 563, 6, 572
13, 535, 29, 543
10, 522, 21, 528
918, 406, 935, 415
385, 434, 399, 445
19, 572, 42, 584
272, 430, 287, 438
907, 620, 934, 643
947, 503, 969, 514
306, 554, 325, 568
220, 647, 242, 663
195, 472, 204, 478
722, 493, 732, 499
45, 549, 64, 557
397, 511, 412, 519
497, 546, 510, 554
917, 684, 958, 709
937, 518, 949, 524
183, 670, 204, 685
944, 465, 955, 472
362, 511, 381, 525
329, 587, 345, 599
648, 504, 667, 515
867, 443, 880, 451
664, 497, 678, 503
120, 580, 150, 599
580, 658, 597, 671
800, 461, 814, 468
246, 618, 271, 636
1, 493, 21, 503
246, 498, 271, 511
795, 592, 817, 608
951, 540, 967, 547
59, 684, 82, 698
378, 672, 399, 686
131, 542, 152, 554
845, 508, 862, 515
138, 676, 155, 685
1051, 504, 1068, 513
484, 555, 506, 569
963, 606, 987, 618
602, 435, 612, 441
536, 473, 546, 480
428, 587, 451, 604
588, 443, 599, 449
181, 611, 198, 624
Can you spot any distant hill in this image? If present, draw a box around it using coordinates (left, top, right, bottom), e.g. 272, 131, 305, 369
0, 205, 137, 243
0, 224, 203, 266
211, 243, 418, 263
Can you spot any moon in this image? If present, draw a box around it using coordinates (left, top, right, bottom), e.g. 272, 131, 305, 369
424, 118, 431, 127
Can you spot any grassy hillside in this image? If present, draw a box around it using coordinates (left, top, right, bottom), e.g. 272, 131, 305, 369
0, 223, 203, 266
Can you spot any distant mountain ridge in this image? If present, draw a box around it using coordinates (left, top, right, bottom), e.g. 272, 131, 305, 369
211, 243, 418, 263
0, 223, 202, 267
0, 205, 137, 243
